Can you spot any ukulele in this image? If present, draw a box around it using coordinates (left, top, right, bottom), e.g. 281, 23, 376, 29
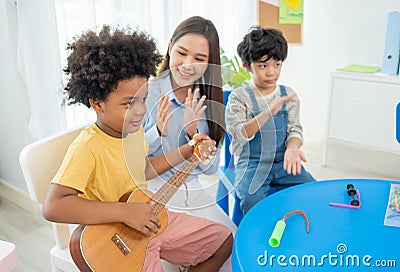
69, 140, 213, 272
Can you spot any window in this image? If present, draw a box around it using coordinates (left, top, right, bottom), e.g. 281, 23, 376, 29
54, 0, 256, 127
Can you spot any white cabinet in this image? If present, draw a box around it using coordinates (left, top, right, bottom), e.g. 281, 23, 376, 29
323, 71, 400, 166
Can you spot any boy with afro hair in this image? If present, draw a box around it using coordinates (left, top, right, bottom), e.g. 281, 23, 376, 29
43, 25, 232, 272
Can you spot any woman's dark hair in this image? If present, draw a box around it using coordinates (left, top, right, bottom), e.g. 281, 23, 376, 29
158, 16, 224, 145
64, 25, 162, 107
237, 26, 288, 68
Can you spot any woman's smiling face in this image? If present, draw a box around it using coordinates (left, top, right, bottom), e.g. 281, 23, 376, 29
168, 33, 209, 89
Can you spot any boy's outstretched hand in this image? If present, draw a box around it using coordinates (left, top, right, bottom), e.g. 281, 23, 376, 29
157, 93, 174, 137
283, 146, 307, 176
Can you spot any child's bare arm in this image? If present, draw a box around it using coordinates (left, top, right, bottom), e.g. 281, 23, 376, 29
145, 143, 194, 179
145, 134, 217, 179
43, 183, 160, 236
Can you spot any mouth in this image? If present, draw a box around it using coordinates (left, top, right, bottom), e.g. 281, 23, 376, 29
265, 79, 276, 84
129, 120, 142, 126
177, 67, 195, 78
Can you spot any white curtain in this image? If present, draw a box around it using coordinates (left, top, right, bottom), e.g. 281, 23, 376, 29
54, 0, 257, 128
16, 0, 67, 139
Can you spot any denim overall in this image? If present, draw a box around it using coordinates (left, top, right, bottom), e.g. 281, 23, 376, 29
235, 85, 315, 214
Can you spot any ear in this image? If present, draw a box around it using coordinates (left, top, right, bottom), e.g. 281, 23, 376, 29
89, 98, 104, 115
242, 61, 250, 72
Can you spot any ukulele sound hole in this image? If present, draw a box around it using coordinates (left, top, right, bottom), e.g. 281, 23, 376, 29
111, 233, 131, 256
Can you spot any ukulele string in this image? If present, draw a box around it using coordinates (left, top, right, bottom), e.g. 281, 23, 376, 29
151, 156, 198, 214
124, 153, 201, 245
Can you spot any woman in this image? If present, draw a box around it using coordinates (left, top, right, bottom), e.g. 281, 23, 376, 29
143, 16, 236, 235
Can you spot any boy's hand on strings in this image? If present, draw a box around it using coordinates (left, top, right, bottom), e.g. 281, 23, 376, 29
283, 147, 307, 176
184, 88, 207, 138
123, 202, 161, 236
269, 93, 297, 116
157, 93, 174, 137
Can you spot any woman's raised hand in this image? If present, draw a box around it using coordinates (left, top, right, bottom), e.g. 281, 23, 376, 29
184, 88, 207, 137
156, 93, 174, 137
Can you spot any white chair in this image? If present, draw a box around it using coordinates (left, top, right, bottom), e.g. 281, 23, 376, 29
19, 126, 178, 272
19, 126, 83, 272
0, 240, 18, 271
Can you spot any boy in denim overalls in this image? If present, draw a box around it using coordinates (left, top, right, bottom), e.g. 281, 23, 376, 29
225, 27, 315, 214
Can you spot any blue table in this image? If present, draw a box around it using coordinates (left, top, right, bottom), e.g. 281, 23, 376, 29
232, 179, 400, 271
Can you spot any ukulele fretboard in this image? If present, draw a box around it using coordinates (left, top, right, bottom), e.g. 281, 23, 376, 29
150, 155, 199, 215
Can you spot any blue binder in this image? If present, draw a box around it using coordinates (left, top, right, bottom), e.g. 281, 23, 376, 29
397, 102, 400, 144
381, 11, 400, 75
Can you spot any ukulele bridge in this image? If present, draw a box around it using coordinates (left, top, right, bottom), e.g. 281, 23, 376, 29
111, 233, 131, 256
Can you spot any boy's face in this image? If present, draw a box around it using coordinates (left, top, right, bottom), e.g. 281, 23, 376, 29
248, 55, 282, 93
91, 76, 148, 137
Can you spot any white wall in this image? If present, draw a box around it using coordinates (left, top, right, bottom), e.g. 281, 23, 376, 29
280, 0, 399, 142
0, 0, 398, 200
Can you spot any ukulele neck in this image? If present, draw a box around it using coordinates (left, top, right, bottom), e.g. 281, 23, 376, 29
150, 155, 200, 215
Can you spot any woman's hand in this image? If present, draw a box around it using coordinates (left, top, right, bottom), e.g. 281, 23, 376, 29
156, 93, 174, 137
184, 88, 207, 137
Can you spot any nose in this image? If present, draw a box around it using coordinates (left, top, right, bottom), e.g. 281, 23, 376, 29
135, 101, 146, 115
182, 56, 195, 67
266, 66, 275, 76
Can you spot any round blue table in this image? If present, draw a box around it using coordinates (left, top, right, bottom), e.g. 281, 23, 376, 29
232, 179, 400, 271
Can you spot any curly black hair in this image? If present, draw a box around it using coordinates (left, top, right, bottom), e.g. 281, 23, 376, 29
237, 26, 287, 68
64, 25, 162, 108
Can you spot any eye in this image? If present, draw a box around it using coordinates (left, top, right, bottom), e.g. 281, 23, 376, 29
127, 100, 135, 108
195, 57, 206, 62
178, 51, 186, 56
126, 97, 147, 108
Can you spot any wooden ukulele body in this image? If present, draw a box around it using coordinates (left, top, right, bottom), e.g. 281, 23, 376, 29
70, 189, 168, 272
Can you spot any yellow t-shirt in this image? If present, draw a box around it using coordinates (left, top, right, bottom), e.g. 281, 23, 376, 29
51, 124, 148, 201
